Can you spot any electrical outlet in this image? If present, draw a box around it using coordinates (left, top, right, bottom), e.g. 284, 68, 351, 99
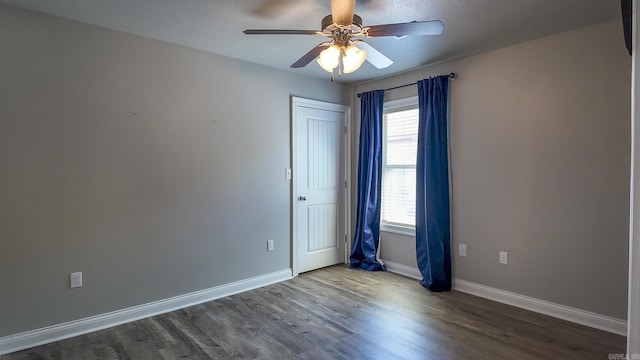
499, 251, 508, 265
267, 239, 274, 251
458, 244, 467, 257
285, 168, 292, 180
70, 272, 83, 288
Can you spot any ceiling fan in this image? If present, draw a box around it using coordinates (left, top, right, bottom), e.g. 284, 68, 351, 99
244, 0, 444, 78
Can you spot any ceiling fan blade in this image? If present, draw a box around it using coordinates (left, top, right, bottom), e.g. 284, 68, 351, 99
357, 42, 393, 69
365, 20, 444, 38
330, 0, 356, 26
291, 42, 331, 68
244, 29, 319, 35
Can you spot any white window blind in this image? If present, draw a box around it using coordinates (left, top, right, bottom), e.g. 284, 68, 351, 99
382, 104, 418, 229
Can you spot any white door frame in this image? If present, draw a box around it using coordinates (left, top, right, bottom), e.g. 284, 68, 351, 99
291, 96, 351, 277
628, 0, 639, 354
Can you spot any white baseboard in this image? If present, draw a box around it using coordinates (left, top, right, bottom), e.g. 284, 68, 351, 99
382, 260, 627, 336
453, 278, 627, 336
384, 260, 422, 280
0, 269, 292, 356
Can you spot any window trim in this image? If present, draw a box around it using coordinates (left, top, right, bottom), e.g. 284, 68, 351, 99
380, 222, 416, 236
380, 96, 419, 235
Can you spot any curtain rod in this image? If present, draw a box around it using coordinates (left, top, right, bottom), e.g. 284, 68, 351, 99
357, 72, 456, 97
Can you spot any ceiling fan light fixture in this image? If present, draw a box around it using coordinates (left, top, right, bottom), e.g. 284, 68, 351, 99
342, 45, 367, 73
317, 45, 341, 72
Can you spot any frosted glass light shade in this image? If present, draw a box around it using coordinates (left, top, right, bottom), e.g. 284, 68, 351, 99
317, 45, 341, 73
342, 45, 367, 73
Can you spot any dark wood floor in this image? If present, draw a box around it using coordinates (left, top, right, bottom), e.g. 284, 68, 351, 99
2, 265, 626, 359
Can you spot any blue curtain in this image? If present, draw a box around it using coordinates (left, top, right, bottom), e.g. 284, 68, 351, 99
416, 76, 451, 291
350, 90, 386, 271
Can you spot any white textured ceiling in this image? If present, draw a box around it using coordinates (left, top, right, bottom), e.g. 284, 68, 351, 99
0, 0, 622, 83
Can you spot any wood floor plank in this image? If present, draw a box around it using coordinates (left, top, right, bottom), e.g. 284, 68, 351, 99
1, 265, 625, 359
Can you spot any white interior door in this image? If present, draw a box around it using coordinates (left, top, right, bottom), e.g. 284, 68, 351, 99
292, 97, 349, 275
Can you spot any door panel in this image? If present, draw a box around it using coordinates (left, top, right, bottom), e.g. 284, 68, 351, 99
307, 204, 337, 252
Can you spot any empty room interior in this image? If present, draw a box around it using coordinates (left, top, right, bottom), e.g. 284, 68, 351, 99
1, 0, 639, 359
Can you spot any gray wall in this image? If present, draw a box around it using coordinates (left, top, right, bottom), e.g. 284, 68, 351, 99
0, 4, 350, 336
354, 20, 630, 319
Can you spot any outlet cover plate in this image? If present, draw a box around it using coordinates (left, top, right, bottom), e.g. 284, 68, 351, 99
499, 251, 508, 265
267, 240, 274, 251
70, 272, 83, 288
458, 244, 467, 257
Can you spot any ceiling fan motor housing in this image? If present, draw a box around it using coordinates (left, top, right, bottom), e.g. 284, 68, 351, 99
321, 14, 363, 32
321, 14, 364, 47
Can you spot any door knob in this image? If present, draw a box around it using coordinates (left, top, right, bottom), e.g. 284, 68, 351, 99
298, 196, 307, 201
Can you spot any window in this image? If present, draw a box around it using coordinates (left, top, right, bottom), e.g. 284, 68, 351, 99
381, 97, 418, 236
